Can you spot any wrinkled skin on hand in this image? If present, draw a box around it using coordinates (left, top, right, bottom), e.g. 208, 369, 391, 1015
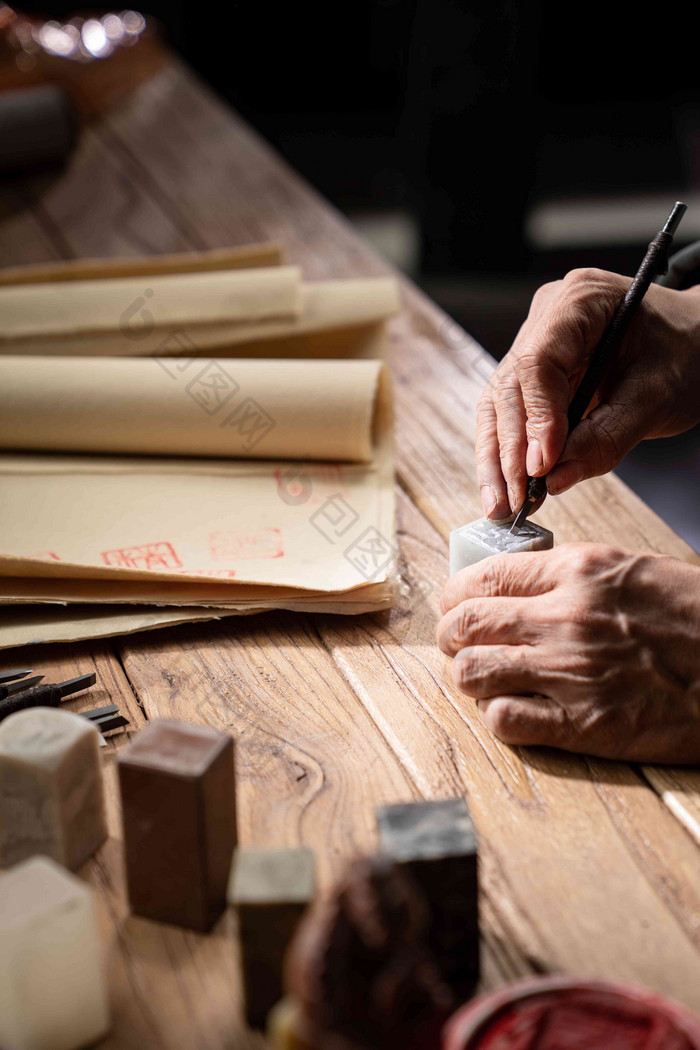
437, 543, 700, 763
476, 268, 700, 519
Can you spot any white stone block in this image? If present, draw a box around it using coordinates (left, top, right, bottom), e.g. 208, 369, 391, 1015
449, 517, 554, 576
0, 855, 110, 1050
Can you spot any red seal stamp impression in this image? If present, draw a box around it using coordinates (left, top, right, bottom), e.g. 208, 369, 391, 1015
210, 528, 283, 561
101, 541, 182, 571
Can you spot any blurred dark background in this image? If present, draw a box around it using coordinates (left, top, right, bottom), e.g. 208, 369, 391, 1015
153, 0, 700, 548
130, 0, 700, 355
15, 1, 700, 350
7, 0, 700, 547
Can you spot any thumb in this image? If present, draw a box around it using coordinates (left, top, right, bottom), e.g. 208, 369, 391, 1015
547, 392, 650, 494
515, 345, 571, 478
514, 270, 628, 478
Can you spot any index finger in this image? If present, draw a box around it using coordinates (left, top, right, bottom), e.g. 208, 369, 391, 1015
475, 384, 511, 519
441, 549, 558, 614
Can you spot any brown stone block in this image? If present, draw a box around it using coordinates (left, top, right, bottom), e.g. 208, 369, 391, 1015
118, 718, 236, 931
377, 797, 479, 997
228, 847, 315, 1028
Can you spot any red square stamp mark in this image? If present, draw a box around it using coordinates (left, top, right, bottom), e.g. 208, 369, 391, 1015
101, 541, 182, 571
210, 528, 283, 561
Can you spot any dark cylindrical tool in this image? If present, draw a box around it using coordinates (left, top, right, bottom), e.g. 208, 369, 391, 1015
0, 674, 44, 701
0, 668, 34, 684
0, 672, 96, 721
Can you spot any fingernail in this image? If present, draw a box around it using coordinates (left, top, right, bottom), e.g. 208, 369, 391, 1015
526, 438, 543, 476
507, 484, 518, 512
481, 485, 497, 517
548, 462, 585, 495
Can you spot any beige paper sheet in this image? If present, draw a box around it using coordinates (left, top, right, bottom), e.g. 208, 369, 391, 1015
0, 242, 286, 286
1, 276, 400, 357
0, 361, 395, 599
0, 266, 301, 344
0, 245, 400, 647
0, 595, 388, 651
0, 604, 237, 650
0, 575, 392, 605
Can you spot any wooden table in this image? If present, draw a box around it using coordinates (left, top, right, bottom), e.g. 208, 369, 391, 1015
3, 47, 700, 1049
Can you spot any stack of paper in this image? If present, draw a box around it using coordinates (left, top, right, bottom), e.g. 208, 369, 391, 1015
0, 244, 401, 648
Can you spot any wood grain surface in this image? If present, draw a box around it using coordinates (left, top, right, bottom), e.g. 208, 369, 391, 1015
1, 49, 700, 1048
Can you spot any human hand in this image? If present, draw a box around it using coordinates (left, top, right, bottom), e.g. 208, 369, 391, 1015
476, 268, 700, 519
437, 543, 700, 763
